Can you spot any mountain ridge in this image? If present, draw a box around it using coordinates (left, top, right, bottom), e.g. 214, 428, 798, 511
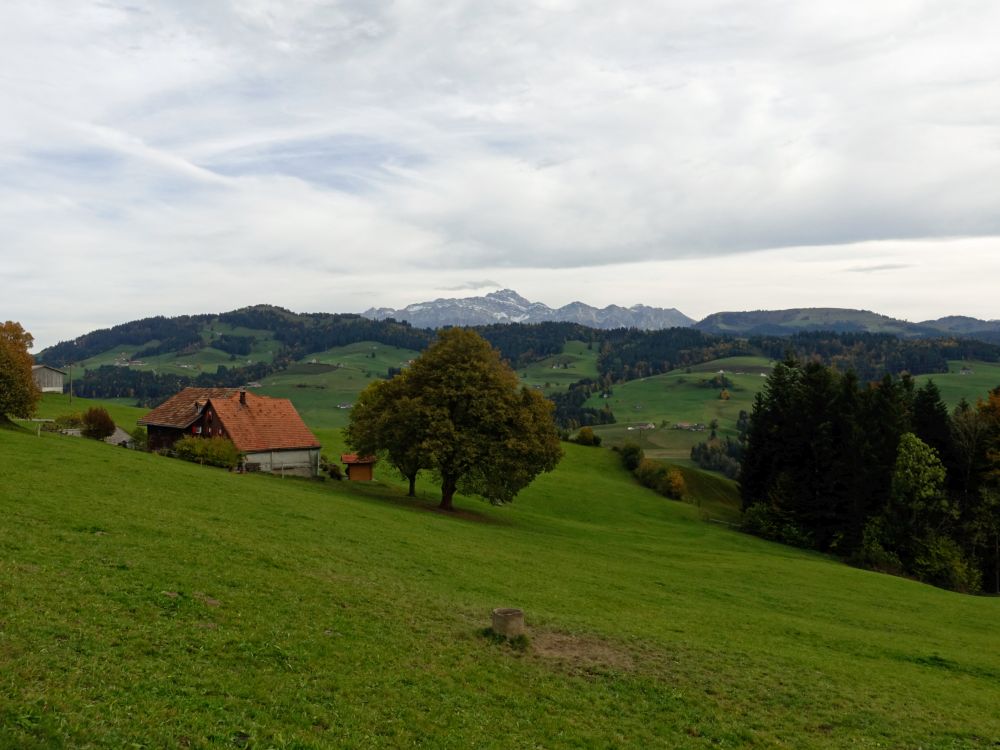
363, 288, 695, 330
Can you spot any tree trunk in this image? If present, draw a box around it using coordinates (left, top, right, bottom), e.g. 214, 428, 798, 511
439, 475, 457, 511
407, 473, 416, 497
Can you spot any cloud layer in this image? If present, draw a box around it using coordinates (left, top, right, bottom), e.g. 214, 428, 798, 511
2, 1, 999, 347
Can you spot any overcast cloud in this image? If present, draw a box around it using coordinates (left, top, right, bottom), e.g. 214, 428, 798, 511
2, 1, 1000, 349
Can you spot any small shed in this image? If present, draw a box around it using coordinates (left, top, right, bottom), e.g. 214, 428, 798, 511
31, 365, 66, 393
341, 454, 376, 481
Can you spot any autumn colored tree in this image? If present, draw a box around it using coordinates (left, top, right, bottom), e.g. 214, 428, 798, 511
81, 407, 116, 440
347, 329, 562, 510
0, 321, 39, 421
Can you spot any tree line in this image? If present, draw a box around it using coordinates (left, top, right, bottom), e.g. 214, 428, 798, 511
740, 359, 1000, 593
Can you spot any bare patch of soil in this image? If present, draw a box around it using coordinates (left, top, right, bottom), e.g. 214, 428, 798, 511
194, 592, 221, 607
531, 631, 636, 674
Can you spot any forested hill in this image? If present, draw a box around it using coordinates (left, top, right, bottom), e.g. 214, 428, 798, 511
36, 305, 1000, 405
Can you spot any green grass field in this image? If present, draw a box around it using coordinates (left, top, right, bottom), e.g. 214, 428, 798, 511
915, 360, 1000, 410
587, 357, 771, 460
2, 421, 999, 747
256, 342, 421, 429
517, 340, 600, 396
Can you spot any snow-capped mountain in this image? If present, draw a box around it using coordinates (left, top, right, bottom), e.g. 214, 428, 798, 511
362, 289, 694, 330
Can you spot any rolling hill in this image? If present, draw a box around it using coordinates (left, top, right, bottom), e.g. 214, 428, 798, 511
2, 420, 999, 747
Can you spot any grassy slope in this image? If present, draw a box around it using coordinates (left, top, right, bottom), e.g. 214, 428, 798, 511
516, 340, 599, 396
257, 342, 421, 430
2, 429, 999, 748
74, 322, 283, 377
914, 360, 1000, 410
587, 357, 771, 460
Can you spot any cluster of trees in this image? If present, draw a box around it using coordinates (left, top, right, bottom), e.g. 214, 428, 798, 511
690, 411, 749, 479
476, 322, 594, 368
213, 334, 256, 357
691, 437, 743, 480
547, 379, 616, 429
72, 361, 278, 406
740, 359, 1000, 593
346, 329, 563, 510
596, 328, 749, 381
751, 332, 1000, 381
616, 442, 685, 500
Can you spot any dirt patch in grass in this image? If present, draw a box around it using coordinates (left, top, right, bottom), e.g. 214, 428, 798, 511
531, 631, 636, 674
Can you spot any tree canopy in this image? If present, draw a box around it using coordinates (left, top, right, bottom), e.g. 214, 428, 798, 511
346, 328, 563, 510
0, 321, 39, 421
740, 357, 1000, 593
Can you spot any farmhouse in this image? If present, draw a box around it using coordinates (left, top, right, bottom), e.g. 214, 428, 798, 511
138, 387, 322, 477
31, 364, 66, 393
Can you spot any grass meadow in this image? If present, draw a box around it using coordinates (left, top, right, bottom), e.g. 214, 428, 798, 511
2, 423, 999, 747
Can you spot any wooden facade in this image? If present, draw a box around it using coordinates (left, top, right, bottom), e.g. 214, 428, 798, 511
31, 365, 65, 393
341, 454, 376, 481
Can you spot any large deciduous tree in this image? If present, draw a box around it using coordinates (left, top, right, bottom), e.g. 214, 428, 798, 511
345, 374, 434, 497
0, 321, 39, 421
347, 328, 562, 510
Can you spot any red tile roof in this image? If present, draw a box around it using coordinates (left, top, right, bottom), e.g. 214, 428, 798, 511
138, 387, 239, 429
341, 454, 376, 465
208, 392, 320, 453
139, 387, 320, 453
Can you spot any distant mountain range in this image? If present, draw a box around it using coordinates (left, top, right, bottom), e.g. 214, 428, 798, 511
363, 290, 1000, 340
363, 289, 694, 330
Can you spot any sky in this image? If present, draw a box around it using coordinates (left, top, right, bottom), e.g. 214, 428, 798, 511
3, 1, 1000, 351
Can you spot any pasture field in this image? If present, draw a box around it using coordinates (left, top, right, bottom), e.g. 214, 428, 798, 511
516, 340, 600, 395
587, 357, 772, 460
257, 342, 420, 429
2, 426, 999, 747
914, 360, 1000, 410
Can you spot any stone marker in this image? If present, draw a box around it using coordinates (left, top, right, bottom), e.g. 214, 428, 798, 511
491, 607, 526, 638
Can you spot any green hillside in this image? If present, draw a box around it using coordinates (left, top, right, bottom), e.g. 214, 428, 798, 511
517, 340, 599, 395
695, 308, 933, 337
587, 356, 771, 460
914, 360, 1000, 410
256, 342, 421, 429
73, 322, 284, 377
2, 427, 999, 747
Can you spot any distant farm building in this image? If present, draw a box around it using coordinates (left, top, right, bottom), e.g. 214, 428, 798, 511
341, 454, 376, 481
138, 387, 321, 477
31, 365, 66, 393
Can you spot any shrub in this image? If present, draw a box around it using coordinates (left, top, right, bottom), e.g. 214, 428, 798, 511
320, 456, 343, 480
81, 407, 115, 440
130, 425, 148, 450
574, 426, 602, 447
54, 412, 84, 429
913, 535, 981, 593
619, 442, 644, 471
174, 436, 240, 469
742, 502, 814, 548
634, 458, 686, 501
